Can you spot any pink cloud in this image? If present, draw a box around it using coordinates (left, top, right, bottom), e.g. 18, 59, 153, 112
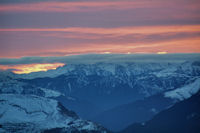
0, 0, 199, 13
0, 25, 200, 58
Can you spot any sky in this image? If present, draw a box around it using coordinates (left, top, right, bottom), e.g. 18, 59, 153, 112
0, 0, 200, 73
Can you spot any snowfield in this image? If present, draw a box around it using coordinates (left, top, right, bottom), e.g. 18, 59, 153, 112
0, 94, 108, 133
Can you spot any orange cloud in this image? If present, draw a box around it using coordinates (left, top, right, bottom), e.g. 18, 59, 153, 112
27, 36, 199, 55
1, 25, 200, 35
0, 25, 200, 58
0, 1, 170, 12
0, 1, 199, 13
0, 36, 199, 58
0, 63, 65, 74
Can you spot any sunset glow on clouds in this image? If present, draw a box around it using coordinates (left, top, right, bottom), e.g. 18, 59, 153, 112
0, 25, 200, 57
0, 0, 199, 13
0, 63, 65, 74
0, 0, 200, 73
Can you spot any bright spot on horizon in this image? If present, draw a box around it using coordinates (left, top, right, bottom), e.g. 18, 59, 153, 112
0, 63, 65, 74
157, 52, 168, 54
127, 52, 131, 54
103, 52, 111, 54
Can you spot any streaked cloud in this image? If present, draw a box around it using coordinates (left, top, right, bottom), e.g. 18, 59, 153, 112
0, 25, 199, 57
0, 54, 200, 66
0, 1, 178, 12
1, 25, 200, 34
0, 0, 200, 58
0, 0, 199, 13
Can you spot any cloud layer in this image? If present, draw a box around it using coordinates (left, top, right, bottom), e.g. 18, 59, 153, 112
0, 25, 200, 57
0, 0, 200, 58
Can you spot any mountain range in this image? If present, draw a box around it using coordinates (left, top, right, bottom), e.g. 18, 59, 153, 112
120, 90, 200, 133
0, 54, 200, 132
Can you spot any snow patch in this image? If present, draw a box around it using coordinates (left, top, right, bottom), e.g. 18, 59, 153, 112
67, 96, 76, 101
165, 78, 200, 101
39, 88, 62, 98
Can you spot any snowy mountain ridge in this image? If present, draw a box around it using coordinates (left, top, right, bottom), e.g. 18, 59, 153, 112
0, 94, 108, 133
0, 54, 200, 132
1, 60, 200, 119
165, 78, 200, 101
13, 61, 199, 79
20, 61, 200, 97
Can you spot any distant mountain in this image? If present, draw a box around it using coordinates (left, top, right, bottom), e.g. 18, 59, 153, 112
120, 91, 200, 133
19, 61, 200, 119
93, 93, 174, 131
93, 78, 200, 131
0, 73, 61, 98
0, 94, 109, 133
1, 54, 200, 131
